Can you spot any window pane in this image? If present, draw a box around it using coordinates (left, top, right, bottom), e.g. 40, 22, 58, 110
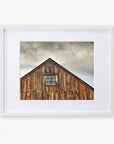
50, 80, 53, 85
46, 76, 50, 80
53, 81, 56, 84
46, 81, 50, 85
50, 77, 53, 81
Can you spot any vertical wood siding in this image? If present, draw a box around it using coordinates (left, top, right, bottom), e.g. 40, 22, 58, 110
20, 60, 94, 100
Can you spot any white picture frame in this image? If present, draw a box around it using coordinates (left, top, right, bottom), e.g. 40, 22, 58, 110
0, 25, 113, 116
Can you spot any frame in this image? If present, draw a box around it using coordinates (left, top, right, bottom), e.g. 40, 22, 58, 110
0, 26, 113, 116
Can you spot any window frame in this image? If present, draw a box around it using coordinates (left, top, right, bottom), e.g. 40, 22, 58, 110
45, 76, 57, 85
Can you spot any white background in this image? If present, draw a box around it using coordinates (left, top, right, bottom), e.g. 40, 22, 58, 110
0, 0, 114, 144
5, 28, 111, 114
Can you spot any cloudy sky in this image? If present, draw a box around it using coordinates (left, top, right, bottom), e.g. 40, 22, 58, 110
20, 42, 94, 87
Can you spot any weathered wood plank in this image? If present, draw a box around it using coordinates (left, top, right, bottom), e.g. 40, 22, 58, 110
79, 82, 83, 100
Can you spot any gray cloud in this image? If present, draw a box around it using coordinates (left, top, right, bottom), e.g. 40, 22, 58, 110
20, 42, 94, 71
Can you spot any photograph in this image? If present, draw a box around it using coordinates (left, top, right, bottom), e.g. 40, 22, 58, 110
20, 42, 94, 100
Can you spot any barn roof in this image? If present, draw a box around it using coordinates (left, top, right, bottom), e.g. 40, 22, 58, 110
21, 58, 94, 90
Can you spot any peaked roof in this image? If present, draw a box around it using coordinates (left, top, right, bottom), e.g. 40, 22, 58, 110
21, 58, 94, 90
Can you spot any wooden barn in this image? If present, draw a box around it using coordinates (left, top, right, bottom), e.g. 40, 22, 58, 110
20, 58, 94, 100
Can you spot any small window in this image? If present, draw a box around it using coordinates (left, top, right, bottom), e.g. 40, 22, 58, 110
49, 67, 52, 73
46, 76, 56, 85
45, 67, 49, 73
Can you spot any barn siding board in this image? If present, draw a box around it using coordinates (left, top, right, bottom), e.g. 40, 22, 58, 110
20, 80, 22, 100
20, 58, 94, 100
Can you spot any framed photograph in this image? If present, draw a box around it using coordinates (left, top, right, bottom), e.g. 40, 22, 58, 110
0, 26, 113, 116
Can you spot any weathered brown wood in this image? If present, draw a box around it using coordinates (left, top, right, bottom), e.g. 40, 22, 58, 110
39, 67, 42, 100
21, 80, 22, 100
79, 82, 83, 100
83, 85, 87, 100
20, 58, 94, 100
28, 76, 30, 100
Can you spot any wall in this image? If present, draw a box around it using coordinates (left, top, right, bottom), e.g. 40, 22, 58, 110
0, 1, 114, 144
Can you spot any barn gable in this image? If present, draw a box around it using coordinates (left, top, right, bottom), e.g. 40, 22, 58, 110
20, 58, 94, 100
